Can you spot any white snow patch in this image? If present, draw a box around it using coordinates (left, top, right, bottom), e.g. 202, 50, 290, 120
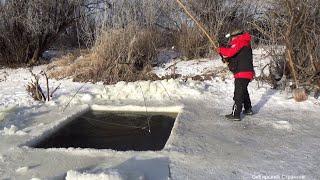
15, 166, 29, 174
0, 105, 16, 122
1, 125, 27, 136
98, 79, 199, 101
271, 121, 293, 131
46, 100, 57, 106
0, 154, 4, 162
65, 156, 168, 180
154, 58, 218, 78
81, 94, 94, 103
91, 105, 182, 113
37, 123, 45, 127
66, 170, 130, 180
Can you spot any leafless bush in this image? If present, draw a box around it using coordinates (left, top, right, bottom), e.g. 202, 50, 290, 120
26, 70, 55, 101
251, 0, 320, 90
26, 80, 46, 102
49, 26, 162, 84
0, 0, 108, 66
1, 0, 260, 68
171, 0, 258, 58
48, 0, 179, 84
174, 24, 209, 59
187, 0, 241, 37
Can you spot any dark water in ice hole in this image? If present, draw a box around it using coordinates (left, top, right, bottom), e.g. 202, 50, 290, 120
33, 111, 177, 151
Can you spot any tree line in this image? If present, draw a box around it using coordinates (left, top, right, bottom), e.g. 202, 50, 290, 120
0, 0, 319, 89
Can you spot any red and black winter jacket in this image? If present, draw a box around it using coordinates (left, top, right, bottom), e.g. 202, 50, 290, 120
218, 32, 255, 80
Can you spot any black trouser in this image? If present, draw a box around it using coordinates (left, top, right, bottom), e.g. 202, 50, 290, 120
232, 78, 252, 116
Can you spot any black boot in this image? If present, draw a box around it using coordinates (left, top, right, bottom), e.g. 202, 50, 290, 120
243, 109, 254, 115
225, 114, 241, 121
225, 104, 241, 121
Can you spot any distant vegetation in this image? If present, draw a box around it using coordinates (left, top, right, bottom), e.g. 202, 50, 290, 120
0, 0, 319, 90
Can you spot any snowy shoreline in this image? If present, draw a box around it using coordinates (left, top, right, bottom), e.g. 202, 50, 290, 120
0, 49, 319, 179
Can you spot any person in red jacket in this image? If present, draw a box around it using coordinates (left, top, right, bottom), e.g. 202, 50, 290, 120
218, 30, 255, 121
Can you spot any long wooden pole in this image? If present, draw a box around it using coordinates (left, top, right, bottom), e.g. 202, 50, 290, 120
175, 0, 218, 50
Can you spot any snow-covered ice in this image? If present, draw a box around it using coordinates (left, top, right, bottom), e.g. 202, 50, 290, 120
65, 156, 170, 180
0, 48, 319, 179
1, 125, 27, 136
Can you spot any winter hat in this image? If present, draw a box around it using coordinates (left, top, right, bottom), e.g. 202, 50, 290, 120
225, 29, 244, 38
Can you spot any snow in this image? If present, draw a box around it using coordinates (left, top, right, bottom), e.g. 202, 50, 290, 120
81, 94, 94, 103
154, 58, 220, 78
1, 125, 27, 136
0, 105, 16, 122
0, 48, 319, 179
15, 166, 29, 174
0, 154, 4, 162
66, 170, 126, 180
271, 121, 293, 131
66, 156, 169, 180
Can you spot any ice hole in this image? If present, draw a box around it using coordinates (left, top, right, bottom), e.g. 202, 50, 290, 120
32, 110, 177, 151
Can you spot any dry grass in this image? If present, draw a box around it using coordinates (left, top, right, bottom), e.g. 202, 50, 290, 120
293, 88, 308, 102
174, 24, 212, 59
47, 53, 78, 69
48, 26, 163, 84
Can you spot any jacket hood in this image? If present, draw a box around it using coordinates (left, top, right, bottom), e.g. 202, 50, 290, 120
231, 32, 251, 46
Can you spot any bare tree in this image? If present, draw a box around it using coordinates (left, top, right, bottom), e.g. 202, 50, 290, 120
251, 0, 320, 90
185, 0, 258, 42
0, 0, 109, 66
